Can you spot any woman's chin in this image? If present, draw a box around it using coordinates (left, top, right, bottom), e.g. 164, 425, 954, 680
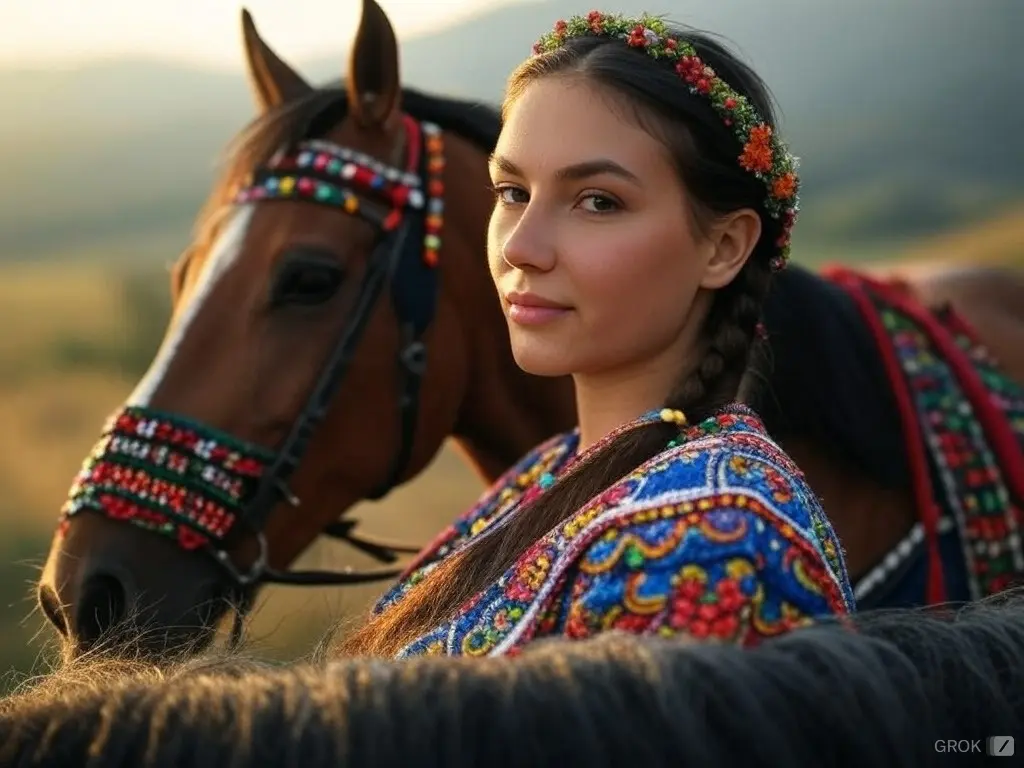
510, 342, 575, 378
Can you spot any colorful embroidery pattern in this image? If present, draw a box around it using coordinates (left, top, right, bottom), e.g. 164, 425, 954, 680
377, 405, 853, 657
825, 266, 1024, 602
376, 432, 580, 606
871, 296, 1024, 599
941, 307, 1024, 451
560, 494, 839, 646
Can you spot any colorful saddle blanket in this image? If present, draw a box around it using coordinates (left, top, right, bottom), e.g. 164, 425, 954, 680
824, 266, 1024, 607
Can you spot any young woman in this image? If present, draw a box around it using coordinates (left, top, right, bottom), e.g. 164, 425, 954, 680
339, 11, 854, 658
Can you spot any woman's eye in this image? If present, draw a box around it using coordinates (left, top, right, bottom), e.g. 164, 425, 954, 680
579, 194, 620, 213
495, 185, 529, 205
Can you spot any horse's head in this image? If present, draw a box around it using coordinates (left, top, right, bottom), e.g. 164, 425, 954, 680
36, 0, 530, 659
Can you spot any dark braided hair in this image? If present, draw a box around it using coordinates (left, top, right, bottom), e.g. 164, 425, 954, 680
339, 26, 785, 657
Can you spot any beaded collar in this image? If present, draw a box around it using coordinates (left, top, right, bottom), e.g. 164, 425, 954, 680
528, 403, 751, 499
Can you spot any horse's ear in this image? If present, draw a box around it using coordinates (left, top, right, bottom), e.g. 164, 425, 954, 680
240, 8, 312, 114
346, 0, 402, 129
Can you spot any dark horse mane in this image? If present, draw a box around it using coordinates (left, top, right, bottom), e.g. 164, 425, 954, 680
197, 79, 905, 497
3, 595, 1023, 767
758, 265, 910, 490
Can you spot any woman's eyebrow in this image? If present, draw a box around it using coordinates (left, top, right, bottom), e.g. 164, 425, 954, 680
488, 154, 640, 185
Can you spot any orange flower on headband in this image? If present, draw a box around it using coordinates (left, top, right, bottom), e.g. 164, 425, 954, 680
739, 125, 774, 174
532, 11, 800, 272
772, 172, 798, 202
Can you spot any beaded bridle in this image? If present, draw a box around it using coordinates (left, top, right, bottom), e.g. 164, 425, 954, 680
61, 114, 445, 607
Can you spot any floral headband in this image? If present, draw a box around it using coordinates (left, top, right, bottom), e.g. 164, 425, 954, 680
532, 11, 798, 271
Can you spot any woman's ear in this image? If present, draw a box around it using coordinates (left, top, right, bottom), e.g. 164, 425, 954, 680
699, 208, 762, 290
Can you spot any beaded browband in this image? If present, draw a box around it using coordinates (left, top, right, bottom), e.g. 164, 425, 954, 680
533, 11, 798, 271
235, 115, 445, 267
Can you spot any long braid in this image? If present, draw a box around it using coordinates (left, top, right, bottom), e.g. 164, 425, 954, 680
667, 258, 774, 422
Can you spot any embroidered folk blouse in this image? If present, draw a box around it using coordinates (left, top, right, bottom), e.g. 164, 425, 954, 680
374, 403, 854, 657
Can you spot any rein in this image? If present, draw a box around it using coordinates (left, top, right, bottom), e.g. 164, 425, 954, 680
60, 115, 445, 626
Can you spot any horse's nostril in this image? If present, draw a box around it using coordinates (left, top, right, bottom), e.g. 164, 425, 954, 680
76, 573, 129, 645
37, 584, 68, 637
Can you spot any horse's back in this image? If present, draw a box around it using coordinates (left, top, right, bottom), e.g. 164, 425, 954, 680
761, 262, 1024, 609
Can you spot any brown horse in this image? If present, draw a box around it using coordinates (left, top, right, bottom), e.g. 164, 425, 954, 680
36, 1, 1024, 658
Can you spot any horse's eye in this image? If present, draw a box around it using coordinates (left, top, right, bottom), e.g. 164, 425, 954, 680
271, 258, 345, 307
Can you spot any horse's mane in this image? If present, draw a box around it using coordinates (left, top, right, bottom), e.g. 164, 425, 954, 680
757, 264, 911, 491
4, 594, 1023, 767
193, 83, 501, 244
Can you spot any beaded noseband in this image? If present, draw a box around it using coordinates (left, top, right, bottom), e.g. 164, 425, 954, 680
61, 114, 444, 598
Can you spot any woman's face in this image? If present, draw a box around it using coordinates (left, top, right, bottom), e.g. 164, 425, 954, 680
487, 76, 712, 382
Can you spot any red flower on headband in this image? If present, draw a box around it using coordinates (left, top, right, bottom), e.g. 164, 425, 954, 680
675, 55, 704, 83
626, 24, 648, 47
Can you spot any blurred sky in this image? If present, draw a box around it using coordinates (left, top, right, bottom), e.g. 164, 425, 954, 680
0, 0, 505, 69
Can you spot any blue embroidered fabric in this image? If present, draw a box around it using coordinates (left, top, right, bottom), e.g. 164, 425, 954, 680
375, 404, 853, 657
